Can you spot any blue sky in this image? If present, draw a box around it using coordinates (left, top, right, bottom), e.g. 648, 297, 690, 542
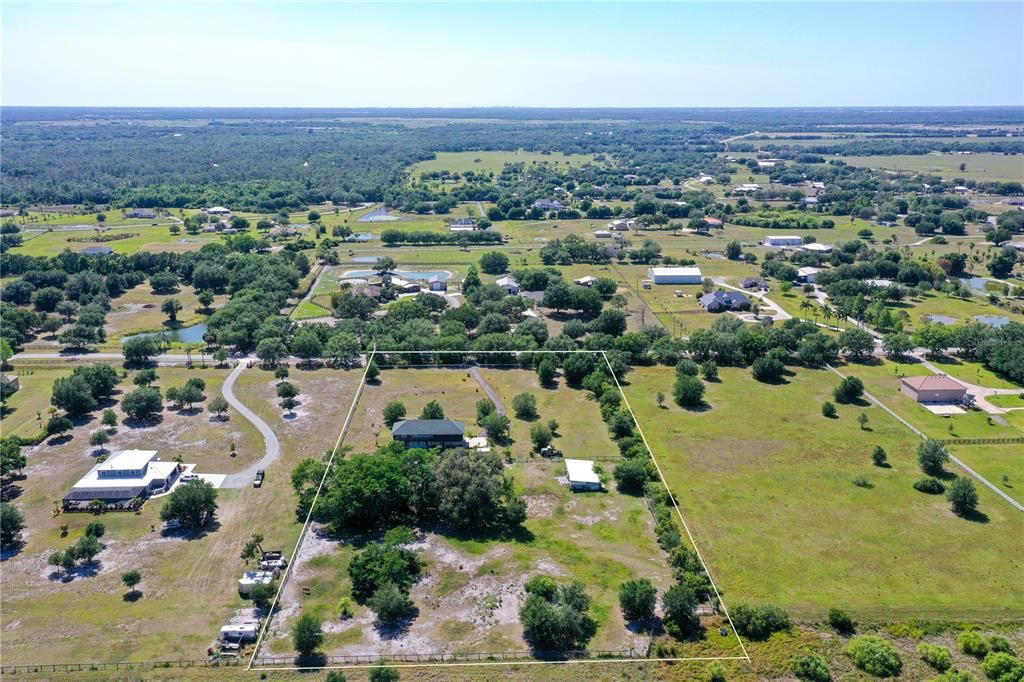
2, 1, 1022, 107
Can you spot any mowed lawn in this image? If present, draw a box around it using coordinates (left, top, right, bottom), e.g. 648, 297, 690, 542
410, 150, 599, 177
622, 364, 1024, 621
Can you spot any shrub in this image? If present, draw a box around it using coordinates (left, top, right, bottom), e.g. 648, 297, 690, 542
700, 361, 718, 381
918, 439, 949, 476
918, 643, 953, 672
84, 521, 105, 538
821, 401, 837, 418
250, 581, 277, 611
511, 392, 538, 420
793, 654, 831, 682
520, 579, 597, 651
368, 582, 416, 625
675, 358, 699, 376
674, 374, 705, 408
348, 542, 422, 602
914, 477, 946, 494
707, 662, 727, 682
618, 578, 657, 622
947, 477, 979, 517
845, 635, 902, 677
828, 607, 854, 634
853, 474, 872, 488
731, 603, 791, 640
529, 422, 553, 451
931, 671, 974, 682
369, 666, 400, 682
752, 356, 785, 382
871, 446, 888, 467
291, 613, 323, 657
662, 582, 699, 639
833, 376, 864, 404
959, 630, 990, 658
382, 401, 406, 427
613, 459, 649, 495
980, 651, 1024, 681
988, 636, 1014, 654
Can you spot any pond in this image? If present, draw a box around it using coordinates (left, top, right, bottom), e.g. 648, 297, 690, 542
341, 269, 451, 281
356, 208, 400, 223
974, 314, 1011, 328
122, 323, 208, 345
704, 252, 726, 259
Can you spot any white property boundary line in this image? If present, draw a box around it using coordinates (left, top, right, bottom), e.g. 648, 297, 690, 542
246, 349, 751, 671
246, 349, 377, 670
602, 352, 752, 664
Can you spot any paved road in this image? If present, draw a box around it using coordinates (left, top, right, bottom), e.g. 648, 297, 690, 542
825, 364, 1023, 513
476, 201, 486, 217
469, 366, 506, 415
220, 362, 282, 489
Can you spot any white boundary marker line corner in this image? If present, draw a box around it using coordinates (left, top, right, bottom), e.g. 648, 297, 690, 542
246, 349, 377, 670
243, 349, 751, 671
601, 351, 752, 664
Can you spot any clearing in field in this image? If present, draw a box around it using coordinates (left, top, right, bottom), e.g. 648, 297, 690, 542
258, 363, 745, 663
840, 153, 1024, 182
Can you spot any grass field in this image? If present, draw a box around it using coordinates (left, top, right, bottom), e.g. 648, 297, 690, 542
840, 153, 1024, 182
622, 364, 1024, 621
9, 224, 223, 256
409, 150, 599, 178
105, 284, 227, 339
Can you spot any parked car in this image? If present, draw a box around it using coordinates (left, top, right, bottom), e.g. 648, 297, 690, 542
259, 550, 288, 570
180, 473, 199, 483
253, 470, 265, 488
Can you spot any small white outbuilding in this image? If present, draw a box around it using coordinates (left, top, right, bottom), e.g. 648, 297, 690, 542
565, 459, 602, 492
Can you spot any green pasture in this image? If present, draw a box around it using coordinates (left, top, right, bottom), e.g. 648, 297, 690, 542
623, 364, 1024, 621
840, 153, 1024, 182
409, 150, 599, 177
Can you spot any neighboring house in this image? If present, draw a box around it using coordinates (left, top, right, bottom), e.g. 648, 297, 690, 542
741, 277, 765, 289
449, 217, 476, 232
354, 285, 383, 299
697, 173, 715, 184
496, 276, 520, 294
703, 217, 723, 228
954, 186, 970, 194
63, 450, 179, 510
608, 219, 632, 231
269, 226, 297, 238
648, 267, 703, 285
763, 235, 803, 247
803, 197, 818, 205
392, 419, 466, 449
800, 242, 832, 253
532, 199, 562, 211
126, 208, 157, 219
796, 267, 821, 284
205, 206, 231, 215
573, 275, 599, 287
80, 245, 113, 255
428, 276, 447, 292
593, 230, 612, 239
565, 459, 602, 492
699, 289, 751, 312
1002, 241, 1024, 252
866, 278, 895, 289
757, 160, 778, 168
733, 183, 761, 193
390, 277, 421, 294
900, 375, 969, 404
2, 374, 20, 393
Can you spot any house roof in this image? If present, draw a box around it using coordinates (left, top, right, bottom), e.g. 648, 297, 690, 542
565, 459, 600, 485
700, 290, 750, 308
496, 276, 518, 288
392, 419, 465, 438
901, 375, 967, 392
797, 267, 821, 276
96, 449, 158, 472
800, 242, 832, 252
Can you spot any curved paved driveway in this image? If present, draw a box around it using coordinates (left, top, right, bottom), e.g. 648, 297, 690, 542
221, 363, 282, 489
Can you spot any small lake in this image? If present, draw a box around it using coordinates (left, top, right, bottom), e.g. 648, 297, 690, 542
357, 208, 400, 223
704, 252, 726, 259
122, 323, 208, 345
974, 314, 1011, 328
341, 269, 451, 281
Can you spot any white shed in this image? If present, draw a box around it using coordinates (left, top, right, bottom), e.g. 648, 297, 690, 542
763, 235, 803, 247
565, 459, 601, 492
648, 267, 703, 285
238, 571, 275, 596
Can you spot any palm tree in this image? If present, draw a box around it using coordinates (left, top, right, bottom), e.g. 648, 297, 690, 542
799, 299, 813, 321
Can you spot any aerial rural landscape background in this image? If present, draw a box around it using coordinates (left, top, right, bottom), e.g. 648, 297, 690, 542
0, 2, 1022, 681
